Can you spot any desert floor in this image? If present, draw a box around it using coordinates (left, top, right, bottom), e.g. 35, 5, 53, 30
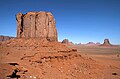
68, 45, 120, 79
0, 39, 120, 79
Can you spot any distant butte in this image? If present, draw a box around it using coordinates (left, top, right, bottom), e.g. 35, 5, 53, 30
100, 39, 112, 46
16, 12, 58, 42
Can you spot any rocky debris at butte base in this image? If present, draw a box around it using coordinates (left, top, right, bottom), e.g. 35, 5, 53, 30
16, 11, 58, 42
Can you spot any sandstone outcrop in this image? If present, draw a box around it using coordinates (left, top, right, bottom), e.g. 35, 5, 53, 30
0, 35, 14, 42
16, 12, 58, 42
100, 39, 112, 46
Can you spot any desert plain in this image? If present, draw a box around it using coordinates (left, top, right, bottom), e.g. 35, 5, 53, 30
0, 39, 120, 79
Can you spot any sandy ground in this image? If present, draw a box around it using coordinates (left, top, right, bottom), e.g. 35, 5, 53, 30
68, 45, 120, 79
0, 39, 120, 79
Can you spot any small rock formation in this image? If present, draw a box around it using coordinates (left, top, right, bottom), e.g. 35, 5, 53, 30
96, 42, 100, 45
100, 39, 112, 46
87, 42, 95, 45
62, 39, 74, 45
16, 11, 58, 42
62, 39, 69, 44
76, 43, 81, 45
79, 42, 100, 46
69, 42, 74, 45
0, 35, 14, 42
85, 42, 96, 46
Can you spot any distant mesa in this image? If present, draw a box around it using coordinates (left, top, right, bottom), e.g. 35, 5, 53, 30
76, 42, 100, 46
62, 39, 69, 44
96, 42, 100, 45
100, 39, 112, 46
62, 39, 74, 45
77, 43, 81, 45
0, 35, 15, 42
85, 42, 100, 46
87, 42, 95, 45
16, 11, 58, 42
69, 42, 74, 45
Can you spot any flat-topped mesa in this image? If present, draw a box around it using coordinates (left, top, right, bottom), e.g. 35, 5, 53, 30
16, 11, 58, 42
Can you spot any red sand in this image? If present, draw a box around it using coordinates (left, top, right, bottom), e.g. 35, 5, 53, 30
0, 38, 120, 79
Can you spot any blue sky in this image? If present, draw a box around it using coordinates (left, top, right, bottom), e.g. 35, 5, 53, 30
0, 0, 120, 44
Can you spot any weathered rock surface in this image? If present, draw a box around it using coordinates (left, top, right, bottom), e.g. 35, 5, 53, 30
16, 12, 58, 42
0, 35, 14, 42
100, 39, 112, 46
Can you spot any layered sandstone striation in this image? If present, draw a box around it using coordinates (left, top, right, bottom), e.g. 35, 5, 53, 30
16, 12, 58, 42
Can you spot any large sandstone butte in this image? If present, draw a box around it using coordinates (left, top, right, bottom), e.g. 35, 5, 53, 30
16, 12, 58, 42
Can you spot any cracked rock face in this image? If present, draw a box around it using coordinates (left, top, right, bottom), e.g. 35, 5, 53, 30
16, 12, 58, 42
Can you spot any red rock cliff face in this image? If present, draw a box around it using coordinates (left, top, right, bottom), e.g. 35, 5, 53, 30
16, 12, 58, 42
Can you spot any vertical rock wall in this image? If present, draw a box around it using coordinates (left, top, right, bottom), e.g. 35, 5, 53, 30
16, 12, 58, 42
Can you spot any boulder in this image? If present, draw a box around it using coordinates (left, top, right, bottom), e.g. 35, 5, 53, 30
16, 11, 58, 42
